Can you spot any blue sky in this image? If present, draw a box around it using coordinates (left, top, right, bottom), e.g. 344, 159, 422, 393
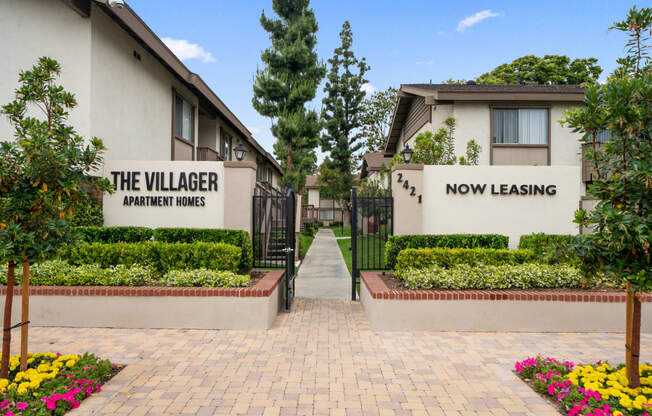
128, 0, 643, 158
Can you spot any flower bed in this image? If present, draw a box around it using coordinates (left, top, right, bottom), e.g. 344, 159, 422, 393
515, 356, 652, 415
0, 352, 119, 414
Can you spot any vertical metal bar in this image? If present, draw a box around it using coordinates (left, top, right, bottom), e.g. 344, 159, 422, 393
351, 187, 357, 300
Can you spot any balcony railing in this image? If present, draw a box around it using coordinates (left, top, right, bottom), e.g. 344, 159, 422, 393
197, 146, 224, 161
582, 143, 606, 183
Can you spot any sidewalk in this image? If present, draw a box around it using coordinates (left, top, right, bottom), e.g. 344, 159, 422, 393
295, 229, 351, 299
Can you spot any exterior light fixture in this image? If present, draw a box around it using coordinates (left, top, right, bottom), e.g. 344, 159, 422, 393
233, 143, 247, 161
400, 144, 414, 164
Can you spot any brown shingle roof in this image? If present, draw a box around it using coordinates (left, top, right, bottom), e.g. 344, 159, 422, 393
360, 152, 393, 179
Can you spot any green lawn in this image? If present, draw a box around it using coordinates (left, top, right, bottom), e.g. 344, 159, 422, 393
327, 225, 351, 237
336, 235, 387, 275
299, 233, 314, 259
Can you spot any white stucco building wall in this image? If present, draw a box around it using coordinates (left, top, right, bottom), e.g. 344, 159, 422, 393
0, 0, 92, 141
395, 102, 583, 169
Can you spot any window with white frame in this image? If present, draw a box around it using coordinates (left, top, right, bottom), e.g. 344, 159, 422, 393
174, 94, 194, 142
319, 210, 334, 221
221, 131, 232, 160
493, 108, 548, 145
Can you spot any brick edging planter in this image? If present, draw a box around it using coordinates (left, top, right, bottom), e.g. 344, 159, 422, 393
361, 272, 652, 303
0, 270, 284, 298
360, 272, 652, 332
0, 270, 285, 330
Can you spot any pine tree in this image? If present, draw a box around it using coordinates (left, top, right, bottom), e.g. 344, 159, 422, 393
320, 21, 369, 208
252, 0, 325, 191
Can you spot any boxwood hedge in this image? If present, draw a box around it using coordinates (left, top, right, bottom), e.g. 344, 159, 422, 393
59, 241, 241, 274
385, 234, 509, 269
73, 226, 253, 271
395, 247, 536, 273
152, 228, 252, 271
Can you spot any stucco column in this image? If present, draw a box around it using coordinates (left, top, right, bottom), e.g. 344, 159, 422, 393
392, 164, 424, 235
223, 161, 256, 233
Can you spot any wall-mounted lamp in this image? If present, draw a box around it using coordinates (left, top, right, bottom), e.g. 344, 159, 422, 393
400, 144, 414, 164
233, 143, 247, 161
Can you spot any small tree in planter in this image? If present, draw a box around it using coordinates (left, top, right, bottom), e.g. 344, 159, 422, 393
0, 57, 111, 376
561, 6, 651, 387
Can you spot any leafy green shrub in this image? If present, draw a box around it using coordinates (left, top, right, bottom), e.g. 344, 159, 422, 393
396, 263, 582, 290
74, 226, 153, 243
0, 260, 154, 286
302, 223, 318, 237
395, 247, 536, 272
152, 228, 252, 271
69, 192, 104, 227
518, 233, 576, 263
162, 269, 250, 287
59, 241, 241, 274
386, 234, 510, 269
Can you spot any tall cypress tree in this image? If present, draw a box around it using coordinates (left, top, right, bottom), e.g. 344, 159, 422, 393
320, 21, 369, 208
252, 0, 325, 191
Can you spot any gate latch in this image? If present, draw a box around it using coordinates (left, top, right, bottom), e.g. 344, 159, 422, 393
281, 247, 294, 253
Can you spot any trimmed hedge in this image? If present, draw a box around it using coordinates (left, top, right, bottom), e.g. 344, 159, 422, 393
395, 247, 536, 273
385, 234, 509, 269
518, 233, 574, 258
0, 261, 153, 286
75, 226, 153, 243
0, 261, 250, 287
395, 263, 582, 290
162, 269, 250, 287
152, 228, 252, 271
73, 227, 253, 271
59, 241, 241, 274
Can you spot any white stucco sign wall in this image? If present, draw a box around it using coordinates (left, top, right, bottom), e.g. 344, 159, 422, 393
421, 166, 581, 248
103, 160, 225, 229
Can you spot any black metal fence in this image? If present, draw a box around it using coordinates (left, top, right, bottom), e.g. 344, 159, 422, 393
252, 186, 287, 269
350, 187, 393, 300
252, 185, 296, 310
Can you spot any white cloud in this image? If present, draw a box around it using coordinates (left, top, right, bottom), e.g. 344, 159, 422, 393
361, 83, 376, 95
416, 59, 436, 66
456, 9, 500, 32
162, 37, 215, 63
249, 126, 262, 135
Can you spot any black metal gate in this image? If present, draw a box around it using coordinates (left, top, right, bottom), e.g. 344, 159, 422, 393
252, 184, 296, 309
350, 187, 393, 300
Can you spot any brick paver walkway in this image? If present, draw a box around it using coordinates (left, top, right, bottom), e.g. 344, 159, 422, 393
17, 299, 649, 415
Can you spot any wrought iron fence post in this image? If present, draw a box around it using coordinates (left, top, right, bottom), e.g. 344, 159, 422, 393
351, 187, 358, 301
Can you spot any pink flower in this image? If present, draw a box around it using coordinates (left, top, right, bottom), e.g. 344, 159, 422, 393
15, 403, 27, 411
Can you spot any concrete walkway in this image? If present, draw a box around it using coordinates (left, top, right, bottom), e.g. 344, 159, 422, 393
295, 229, 351, 300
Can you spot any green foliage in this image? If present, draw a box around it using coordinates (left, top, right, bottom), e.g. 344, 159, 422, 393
518, 233, 575, 260
320, 21, 369, 209
385, 234, 509, 268
0, 57, 112, 264
413, 117, 457, 165
560, 6, 651, 292
0, 260, 153, 286
412, 117, 482, 166
301, 223, 318, 237
299, 234, 314, 259
69, 192, 103, 227
252, 0, 326, 191
59, 241, 241, 274
394, 247, 536, 272
152, 228, 252, 271
162, 269, 250, 287
476, 54, 602, 85
75, 226, 153, 243
360, 86, 397, 154
459, 140, 482, 166
396, 263, 582, 290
